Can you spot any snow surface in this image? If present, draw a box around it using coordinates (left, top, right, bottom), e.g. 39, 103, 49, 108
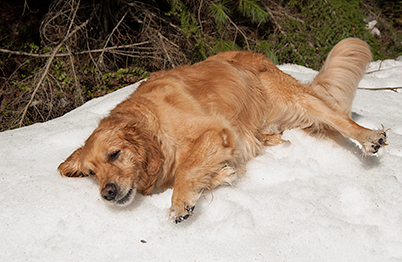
1, 60, 402, 262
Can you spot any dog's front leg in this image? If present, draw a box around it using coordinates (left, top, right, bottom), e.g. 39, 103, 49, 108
169, 128, 235, 223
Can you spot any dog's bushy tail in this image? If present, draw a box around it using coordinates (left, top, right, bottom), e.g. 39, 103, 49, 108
307, 38, 372, 116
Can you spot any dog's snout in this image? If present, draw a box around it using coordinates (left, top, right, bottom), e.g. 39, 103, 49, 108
101, 183, 117, 201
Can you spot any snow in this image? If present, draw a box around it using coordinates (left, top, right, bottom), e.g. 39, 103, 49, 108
1, 60, 402, 262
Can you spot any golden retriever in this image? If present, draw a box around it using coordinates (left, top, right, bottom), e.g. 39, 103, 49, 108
58, 38, 387, 223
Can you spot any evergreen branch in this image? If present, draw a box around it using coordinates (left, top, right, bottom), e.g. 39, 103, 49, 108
238, 0, 269, 24
209, 0, 232, 24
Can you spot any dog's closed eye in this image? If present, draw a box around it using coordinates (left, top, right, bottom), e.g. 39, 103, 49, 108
109, 150, 121, 161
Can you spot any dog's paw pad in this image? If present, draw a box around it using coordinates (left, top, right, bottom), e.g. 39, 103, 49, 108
170, 205, 195, 224
362, 129, 388, 155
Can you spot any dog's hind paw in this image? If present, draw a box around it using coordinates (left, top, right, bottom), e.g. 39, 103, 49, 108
361, 128, 388, 155
259, 133, 289, 146
170, 204, 195, 224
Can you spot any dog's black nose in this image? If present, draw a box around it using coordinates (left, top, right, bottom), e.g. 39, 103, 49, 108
101, 183, 117, 201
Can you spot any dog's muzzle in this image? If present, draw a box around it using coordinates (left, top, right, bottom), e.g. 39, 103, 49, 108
101, 183, 135, 206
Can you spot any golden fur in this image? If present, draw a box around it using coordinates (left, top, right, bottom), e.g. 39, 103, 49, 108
58, 38, 387, 223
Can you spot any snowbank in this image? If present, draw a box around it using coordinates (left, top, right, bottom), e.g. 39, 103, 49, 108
1, 61, 402, 261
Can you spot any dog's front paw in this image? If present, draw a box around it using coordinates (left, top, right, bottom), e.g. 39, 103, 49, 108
169, 204, 195, 224
361, 128, 387, 155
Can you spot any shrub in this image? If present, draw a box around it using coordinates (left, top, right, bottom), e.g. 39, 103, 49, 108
0, 0, 401, 130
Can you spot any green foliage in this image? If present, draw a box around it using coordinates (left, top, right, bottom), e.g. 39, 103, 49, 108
209, 0, 269, 25
237, 0, 269, 24
24, 42, 40, 53
274, 0, 376, 69
1, 0, 401, 131
167, 0, 199, 38
167, 0, 401, 69
255, 40, 278, 64
102, 66, 150, 88
212, 39, 241, 54
87, 66, 150, 99
167, 0, 210, 60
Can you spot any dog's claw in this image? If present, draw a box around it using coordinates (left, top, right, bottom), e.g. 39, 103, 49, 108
171, 205, 195, 224
175, 214, 190, 224
186, 206, 195, 213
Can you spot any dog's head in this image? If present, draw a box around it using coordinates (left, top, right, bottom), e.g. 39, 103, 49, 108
58, 117, 162, 206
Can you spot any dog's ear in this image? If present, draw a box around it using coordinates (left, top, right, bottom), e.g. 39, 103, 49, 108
120, 123, 162, 176
58, 147, 87, 177
136, 138, 161, 195
143, 138, 162, 175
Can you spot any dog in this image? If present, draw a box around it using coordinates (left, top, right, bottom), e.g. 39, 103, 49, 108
58, 38, 387, 223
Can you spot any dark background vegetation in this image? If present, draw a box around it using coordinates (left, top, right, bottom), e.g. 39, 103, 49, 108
0, 0, 401, 131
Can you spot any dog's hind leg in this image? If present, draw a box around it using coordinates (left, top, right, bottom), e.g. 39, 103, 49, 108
297, 92, 387, 155
170, 128, 239, 223
282, 38, 386, 155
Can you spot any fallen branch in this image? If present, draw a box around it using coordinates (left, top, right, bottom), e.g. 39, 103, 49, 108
0, 42, 151, 58
0, 48, 70, 57
358, 87, 402, 91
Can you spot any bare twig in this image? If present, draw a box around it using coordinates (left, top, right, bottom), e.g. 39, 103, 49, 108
265, 0, 304, 23
40, 1, 78, 45
157, 32, 176, 68
66, 45, 83, 104
123, 1, 183, 33
78, 42, 152, 54
84, 32, 102, 87
198, 0, 204, 33
263, 3, 286, 37
98, 11, 128, 67
224, 13, 250, 50
18, 18, 90, 127
366, 61, 384, 74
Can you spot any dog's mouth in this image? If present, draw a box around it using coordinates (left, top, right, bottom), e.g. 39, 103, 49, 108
115, 188, 135, 206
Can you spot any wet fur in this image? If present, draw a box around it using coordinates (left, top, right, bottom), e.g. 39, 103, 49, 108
58, 38, 387, 223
